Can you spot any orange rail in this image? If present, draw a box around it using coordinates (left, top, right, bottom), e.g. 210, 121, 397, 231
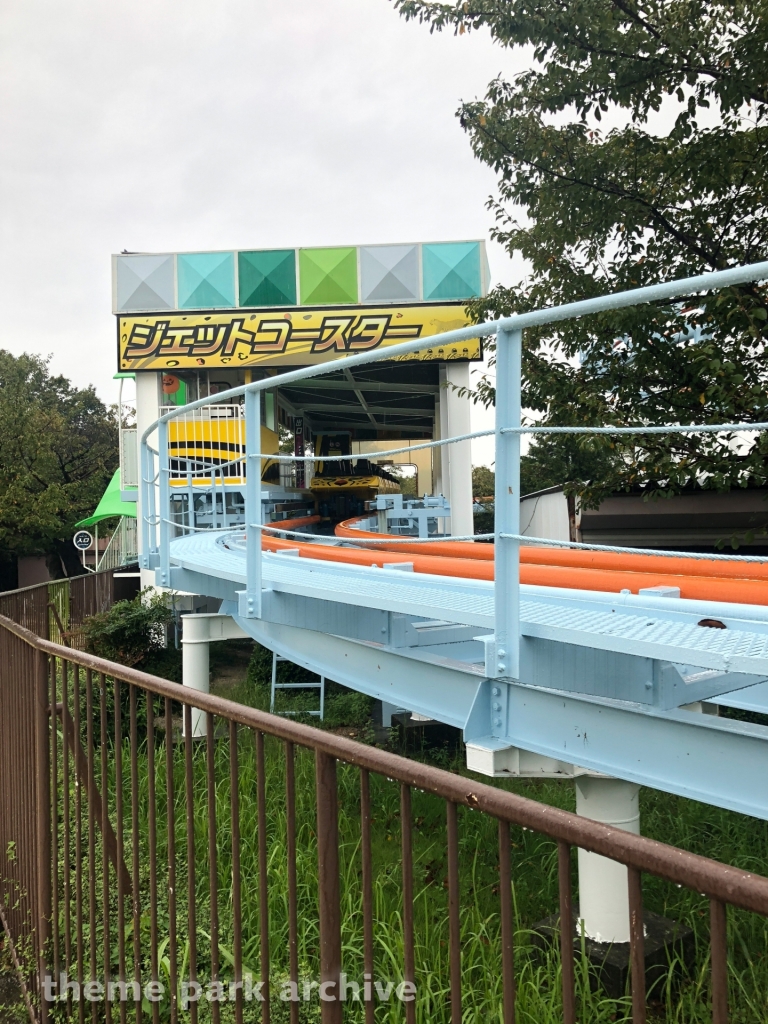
336, 516, 768, 584
252, 515, 768, 603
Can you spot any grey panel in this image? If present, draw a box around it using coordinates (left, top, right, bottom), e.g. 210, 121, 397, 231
360, 244, 419, 301
116, 254, 175, 312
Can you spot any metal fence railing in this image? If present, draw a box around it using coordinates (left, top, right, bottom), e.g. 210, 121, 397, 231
2, 615, 768, 1024
97, 519, 139, 574
0, 570, 121, 646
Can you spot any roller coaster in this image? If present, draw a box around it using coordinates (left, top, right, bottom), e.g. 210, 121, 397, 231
141, 261, 768, 828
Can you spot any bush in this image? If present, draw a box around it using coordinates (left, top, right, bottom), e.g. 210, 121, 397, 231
80, 590, 181, 680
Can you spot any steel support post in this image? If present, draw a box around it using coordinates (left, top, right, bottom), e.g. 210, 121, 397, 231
157, 419, 171, 587
181, 615, 210, 738
315, 751, 342, 1024
494, 328, 522, 683
242, 388, 262, 618
575, 777, 640, 942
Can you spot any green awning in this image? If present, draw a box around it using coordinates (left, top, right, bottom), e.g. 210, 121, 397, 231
75, 470, 137, 528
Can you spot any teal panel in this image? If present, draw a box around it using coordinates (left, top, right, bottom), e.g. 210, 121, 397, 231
422, 242, 481, 301
238, 250, 297, 306
178, 252, 235, 309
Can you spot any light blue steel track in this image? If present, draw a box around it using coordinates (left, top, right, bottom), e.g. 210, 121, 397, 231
166, 530, 768, 819
146, 262, 768, 820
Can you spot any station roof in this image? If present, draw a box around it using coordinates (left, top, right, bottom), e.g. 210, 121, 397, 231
277, 360, 439, 438
75, 470, 137, 528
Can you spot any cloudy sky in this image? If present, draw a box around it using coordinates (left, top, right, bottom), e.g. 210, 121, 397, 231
1, 0, 530, 464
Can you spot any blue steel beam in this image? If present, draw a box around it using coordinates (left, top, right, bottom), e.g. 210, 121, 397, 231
469, 679, 768, 820
223, 604, 768, 820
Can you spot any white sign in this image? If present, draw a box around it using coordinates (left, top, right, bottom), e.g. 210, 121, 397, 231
73, 530, 93, 551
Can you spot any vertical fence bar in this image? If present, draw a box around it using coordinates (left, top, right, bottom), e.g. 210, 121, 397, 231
494, 327, 522, 681
498, 820, 515, 1024
206, 712, 221, 1024
183, 704, 198, 1024
285, 741, 299, 1024
74, 666, 85, 1024
401, 784, 416, 1024
446, 801, 462, 1024
628, 867, 646, 1024
146, 694, 160, 1024
244, 387, 262, 618
62, 661, 73, 1015
100, 674, 111, 1024
129, 686, 142, 1024
35, 648, 51, 1024
360, 769, 374, 1024
50, 655, 60, 993
165, 699, 178, 1024
114, 679, 127, 1024
557, 841, 575, 1024
229, 722, 243, 1024
85, 670, 97, 1020
316, 751, 342, 1024
710, 899, 728, 1024
256, 732, 270, 1023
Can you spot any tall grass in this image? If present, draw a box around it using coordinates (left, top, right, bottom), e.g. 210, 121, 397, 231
52, 675, 768, 1024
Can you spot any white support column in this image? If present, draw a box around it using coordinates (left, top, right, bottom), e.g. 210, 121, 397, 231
182, 614, 210, 738
433, 397, 443, 498
575, 777, 641, 943
181, 614, 248, 738
439, 363, 473, 537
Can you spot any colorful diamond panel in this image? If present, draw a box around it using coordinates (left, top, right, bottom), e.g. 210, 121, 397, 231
359, 244, 419, 302
299, 247, 358, 305
115, 254, 175, 312
238, 250, 296, 307
113, 240, 487, 312
422, 242, 482, 301
178, 252, 235, 309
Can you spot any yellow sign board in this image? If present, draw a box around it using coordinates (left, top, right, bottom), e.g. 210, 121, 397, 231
117, 304, 481, 370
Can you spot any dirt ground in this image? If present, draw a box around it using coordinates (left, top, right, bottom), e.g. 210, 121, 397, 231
210, 640, 253, 695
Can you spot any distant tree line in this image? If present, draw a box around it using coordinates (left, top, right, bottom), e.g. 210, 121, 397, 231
0, 351, 118, 586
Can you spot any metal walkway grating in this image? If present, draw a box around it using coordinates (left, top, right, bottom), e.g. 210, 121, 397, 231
167, 532, 768, 676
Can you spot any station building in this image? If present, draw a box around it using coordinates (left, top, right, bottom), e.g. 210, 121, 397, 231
114, 240, 488, 581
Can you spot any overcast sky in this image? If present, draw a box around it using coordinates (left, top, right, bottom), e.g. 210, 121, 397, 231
1, 0, 531, 465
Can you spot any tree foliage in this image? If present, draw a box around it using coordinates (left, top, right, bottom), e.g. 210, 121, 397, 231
472, 464, 496, 496
395, 0, 768, 505
0, 351, 118, 575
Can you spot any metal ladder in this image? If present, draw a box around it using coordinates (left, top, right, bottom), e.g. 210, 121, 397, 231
270, 651, 325, 720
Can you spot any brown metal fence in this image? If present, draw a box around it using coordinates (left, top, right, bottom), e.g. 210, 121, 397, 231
2, 613, 768, 1024
0, 570, 120, 646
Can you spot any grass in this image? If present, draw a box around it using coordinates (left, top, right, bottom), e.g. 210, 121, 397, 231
45, 646, 768, 1024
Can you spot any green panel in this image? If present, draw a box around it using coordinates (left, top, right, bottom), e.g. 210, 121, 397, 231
75, 470, 137, 527
167, 379, 188, 406
178, 252, 235, 309
422, 242, 481, 301
238, 250, 297, 306
299, 247, 358, 304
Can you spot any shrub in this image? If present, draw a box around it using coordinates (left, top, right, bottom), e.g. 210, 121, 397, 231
81, 590, 176, 674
